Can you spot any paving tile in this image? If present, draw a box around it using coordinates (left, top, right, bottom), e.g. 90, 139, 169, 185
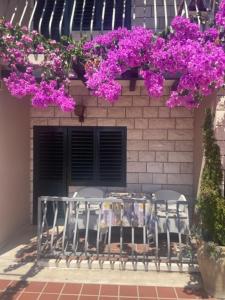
119, 297, 138, 300
119, 285, 138, 297
0, 292, 22, 300
79, 296, 99, 300
157, 287, 177, 299
38, 293, 59, 300
0, 280, 11, 291
43, 282, 64, 293
62, 283, 82, 295
81, 284, 100, 295
8, 281, 27, 292
59, 295, 79, 300
100, 284, 119, 296
175, 287, 200, 299
138, 286, 157, 298
18, 292, 39, 300
99, 297, 118, 300
23, 281, 45, 293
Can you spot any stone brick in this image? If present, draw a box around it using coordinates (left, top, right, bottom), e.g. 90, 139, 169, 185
215, 126, 225, 141
127, 151, 139, 161
87, 107, 107, 118
175, 141, 194, 151
159, 107, 170, 118
114, 96, 133, 106
97, 119, 116, 126
147, 162, 163, 173
139, 151, 155, 162
149, 97, 166, 106
168, 129, 193, 141
156, 152, 168, 162
168, 152, 193, 162
127, 173, 139, 184
176, 119, 194, 129
167, 174, 193, 185
126, 184, 141, 192
142, 184, 162, 193
31, 118, 48, 126
148, 119, 175, 129
116, 119, 135, 129
139, 173, 153, 184
70, 85, 89, 95
126, 107, 143, 118
54, 108, 72, 118
127, 140, 148, 151
98, 98, 112, 107
180, 163, 193, 174
82, 96, 98, 106
48, 118, 60, 126
127, 162, 147, 172
135, 119, 148, 129
153, 174, 167, 184
143, 129, 167, 140
149, 141, 174, 151
133, 96, 150, 106
60, 118, 81, 126
140, 86, 149, 96
122, 86, 141, 96
83, 118, 97, 126
108, 107, 125, 118
31, 107, 54, 118
218, 141, 225, 155
127, 129, 142, 140
171, 108, 193, 118
143, 107, 158, 118
162, 184, 193, 197
164, 163, 180, 174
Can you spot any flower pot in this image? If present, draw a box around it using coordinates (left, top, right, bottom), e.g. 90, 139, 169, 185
197, 242, 225, 298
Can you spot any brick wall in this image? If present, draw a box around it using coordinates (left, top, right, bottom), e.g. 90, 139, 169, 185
30, 80, 194, 213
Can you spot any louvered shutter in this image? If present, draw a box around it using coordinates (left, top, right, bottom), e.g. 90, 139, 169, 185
33, 126, 68, 223
69, 128, 95, 185
98, 127, 126, 186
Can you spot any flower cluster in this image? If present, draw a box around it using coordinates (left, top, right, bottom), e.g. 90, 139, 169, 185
84, 13, 225, 109
0, 19, 82, 111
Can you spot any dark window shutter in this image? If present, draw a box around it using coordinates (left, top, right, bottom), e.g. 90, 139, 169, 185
69, 128, 95, 184
98, 128, 126, 186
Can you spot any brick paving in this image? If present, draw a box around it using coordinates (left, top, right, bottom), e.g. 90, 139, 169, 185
0, 279, 215, 300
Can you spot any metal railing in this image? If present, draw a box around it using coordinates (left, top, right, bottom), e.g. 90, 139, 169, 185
37, 195, 195, 270
3, 0, 219, 39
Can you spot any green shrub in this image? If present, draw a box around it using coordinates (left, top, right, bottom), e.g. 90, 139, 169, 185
198, 109, 225, 246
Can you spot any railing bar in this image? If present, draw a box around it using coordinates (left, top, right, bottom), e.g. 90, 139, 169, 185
38, 0, 47, 34
101, 0, 106, 33
19, 0, 29, 26
163, 0, 168, 30
122, 0, 126, 28
50, 201, 58, 251
143, 202, 147, 263
107, 204, 112, 257
96, 203, 102, 258
10, 6, 18, 23
195, 2, 201, 26
72, 202, 80, 254
166, 201, 171, 262
143, 0, 147, 28
28, 0, 38, 31
84, 202, 90, 257
62, 201, 69, 254
154, 202, 159, 262
90, 0, 96, 39
37, 197, 42, 259
131, 202, 135, 259
153, 0, 158, 32
69, 0, 77, 36
120, 203, 124, 256
59, 0, 67, 37
112, 0, 116, 30
184, 0, 189, 17
80, 0, 87, 37
132, 0, 136, 22
174, 0, 178, 16
49, 0, 57, 38
177, 202, 182, 262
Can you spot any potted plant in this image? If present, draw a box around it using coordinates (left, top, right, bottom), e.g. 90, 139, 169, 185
197, 108, 225, 298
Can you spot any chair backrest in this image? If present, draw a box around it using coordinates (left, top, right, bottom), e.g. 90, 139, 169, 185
153, 190, 186, 202
73, 187, 104, 198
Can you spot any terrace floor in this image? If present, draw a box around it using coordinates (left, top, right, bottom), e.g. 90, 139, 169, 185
0, 226, 215, 300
